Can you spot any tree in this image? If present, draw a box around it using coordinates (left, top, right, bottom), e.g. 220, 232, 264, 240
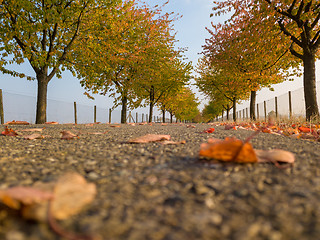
72, 0, 178, 123
205, 3, 297, 120
0, 0, 112, 123
202, 100, 225, 122
169, 87, 200, 122
212, 0, 320, 120
196, 57, 250, 122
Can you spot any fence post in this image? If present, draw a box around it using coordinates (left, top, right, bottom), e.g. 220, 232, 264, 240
0, 89, 4, 124
74, 102, 77, 124
275, 97, 278, 119
136, 112, 138, 123
288, 91, 292, 118
264, 101, 267, 122
94, 105, 97, 123
256, 104, 259, 120
109, 108, 112, 124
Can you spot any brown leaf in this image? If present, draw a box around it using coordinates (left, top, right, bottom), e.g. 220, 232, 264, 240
51, 172, 96, 220
256, 149, 295, 167
23, 133, 44, 140
0, 186, 53, 210
199, 137, 258, 163
61, 130, 79, 140
128, 134, 171, 143
19, 128, 45, 132
45, 121, 59, 124
4, 120, 30, 125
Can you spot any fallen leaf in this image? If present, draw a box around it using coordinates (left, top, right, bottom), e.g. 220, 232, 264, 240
256, 149, 295, 168
0, 186, 53, 210
45, 121, 59, 124
224, 124, 237, 130
199, 137, 258, 163
23, 133, 44, 140
110, 125, 121, 128
298, 126, 311, 133
19, 127, 45, 132
61, 130, 79, 140
128, 134, 171, 143
203, 128, 215, 133
1, 126, 18, 136
4, 120, 30, 125
51, 172, 97, 220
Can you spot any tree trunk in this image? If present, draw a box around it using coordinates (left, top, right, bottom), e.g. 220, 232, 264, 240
232, 98, 237, 122
148, 102, 154, 123
162, 109, 165, 123
36, 74, 49, 124
226, 107, 230, 120
303, 53, 319, 120
250, 91, 256, 121
148, 86, 155, 123
120, 94, 127, 124
170, 112, 173, 123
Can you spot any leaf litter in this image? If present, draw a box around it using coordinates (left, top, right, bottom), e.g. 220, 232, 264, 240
0, 172, 98, 240
199, 131, 295, 168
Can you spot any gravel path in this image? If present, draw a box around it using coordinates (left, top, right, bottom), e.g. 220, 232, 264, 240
0, 123, 319, 240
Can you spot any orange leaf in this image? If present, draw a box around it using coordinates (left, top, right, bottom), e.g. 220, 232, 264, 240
199, 137, 258, 163
203, 128, 215, 133
298, 126, 311, 133
1, 126, 18, 136
4, 120, 30, 125
45, 121, 59, 125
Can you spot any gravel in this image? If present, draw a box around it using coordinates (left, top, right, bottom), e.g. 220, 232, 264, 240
0, 123, 319, 240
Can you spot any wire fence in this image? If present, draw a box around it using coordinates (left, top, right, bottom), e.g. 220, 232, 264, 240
0, 89, 164, 124
221, 81, 320, 121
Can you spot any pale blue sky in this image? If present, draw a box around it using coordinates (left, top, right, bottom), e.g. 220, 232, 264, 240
0, 0, 312, 116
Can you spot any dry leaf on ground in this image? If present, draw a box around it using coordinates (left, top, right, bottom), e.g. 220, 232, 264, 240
61, 130, 79, 140
199, 137, 258, 163
1, 126, 18, 136
45, 121, 59, 124
128, 134, 171, 143
19, 128, 45, 132
200, 136, 295, 167
23, 133, 45, 140
0, 186, 53, 210
4, 120, 30, 125
51, 172, 97, 220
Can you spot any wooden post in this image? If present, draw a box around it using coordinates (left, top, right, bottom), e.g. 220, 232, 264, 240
288, 91, 292, 118
256, 104, 259, 120
243, 109, 245, 120
94, 105, 97, 123
275, 97, 278, 119
109, 108, 112, 124
246, 108, 248, 119
74, 102, 77, 124
264, 101, 267, 122
0, 89, 4, 124
136, 112, 138, 123
142, 113, 144, 122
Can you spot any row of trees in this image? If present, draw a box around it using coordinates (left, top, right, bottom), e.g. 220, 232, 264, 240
0, 0, 199, 123
197, 0, 320, 121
